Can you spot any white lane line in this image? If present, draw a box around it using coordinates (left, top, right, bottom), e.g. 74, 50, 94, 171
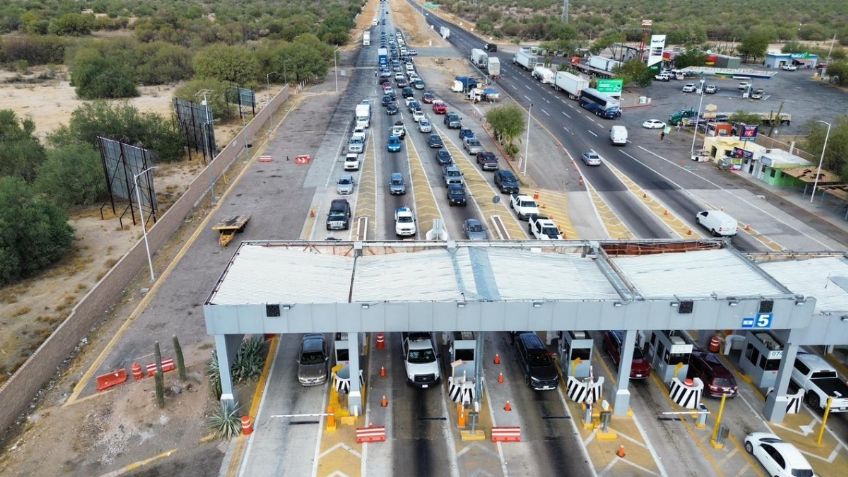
544, 98, 550, 104
557, 385, 599, 477
587, 130, 598, 137
310, 382, 331, 477
561, 111, 571, 118
563, 126, 571, 134
631, 413, 669, 477
541, 109, 550, 117
482, 379, 509, 477
561, 98, 568, 104
238, 340, 282, 477
437, 381, 461, 477
636, 146, 835, 250
523, 84, 532, 91
523, 95, 532, 102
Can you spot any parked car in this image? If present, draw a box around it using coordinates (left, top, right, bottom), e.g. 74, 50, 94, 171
642, 119, 666, 129
603, 330, 651, 379
476, 151, 499, 171
336, 174, 355, 195
751, 88, 765, 100
447, 183, 467, 206
435, 149, 453, 165
494, 169, 519, 194
682, 83, 696, 93
389, 172, 406, 195
695, 210, 738, 236
704, 84, 718, 94
463, 218, 488, 240
654, 73, 671, 81
513, 332, 559, 391
581, 150, 603, 166
297, 334, 329, 386
781, 64, 797, 71
738, 81, 751, 91
745, 433, 817, 477
428, 133, 444, 148
688, 351, 737, 398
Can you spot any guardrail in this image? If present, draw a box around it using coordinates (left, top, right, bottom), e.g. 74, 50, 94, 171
0, 85, 292, 439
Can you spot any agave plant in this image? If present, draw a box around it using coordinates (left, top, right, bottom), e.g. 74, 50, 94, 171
232, 336, 265, 382
207, 351, 222, 399
208, 401, 241, 440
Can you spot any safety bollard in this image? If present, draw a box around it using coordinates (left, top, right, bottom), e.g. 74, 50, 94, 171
696, 403, 709, 429
600, 410, 612, 433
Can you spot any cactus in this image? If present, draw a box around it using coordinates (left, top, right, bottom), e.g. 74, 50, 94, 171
173, 335, 187, 381
155, 370, 165, 408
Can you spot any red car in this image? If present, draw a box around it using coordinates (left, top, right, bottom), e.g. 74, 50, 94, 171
603, 330, 651, 379
422, 91, 436, 104
688, 351, 737, 398
432, 100, 447, 114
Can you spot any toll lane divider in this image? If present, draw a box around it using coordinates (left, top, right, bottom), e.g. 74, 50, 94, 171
356, 425, 386, 443
669, 377, 704, 409
491, 426, 521, 443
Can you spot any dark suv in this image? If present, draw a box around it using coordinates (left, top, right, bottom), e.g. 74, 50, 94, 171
476, 151, 499, 171
514, 332, 559, 391
447, 183, 467, 206
602, 330, 651, 379
688, 351, 737, 398
444, 112, 462, 129
326, 199, 351, 230
494, 169, 519, 194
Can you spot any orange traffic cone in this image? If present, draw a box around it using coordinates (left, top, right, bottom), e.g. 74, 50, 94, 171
497, 372, 504, 384
380, 365, 387, 377
504, 401, 512, 412
616, 445, 626, 458
494, 353, 501, 365
381, 395, 388, 407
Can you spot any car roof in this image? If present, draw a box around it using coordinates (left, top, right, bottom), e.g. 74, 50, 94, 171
301, 334, 325, 351
448, 183, 464, 190
465, 218, 481, 226
391, 172, 403, 180
518, 332, 545, 349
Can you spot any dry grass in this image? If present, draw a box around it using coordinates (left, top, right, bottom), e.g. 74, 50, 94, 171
13, 306, 30, 317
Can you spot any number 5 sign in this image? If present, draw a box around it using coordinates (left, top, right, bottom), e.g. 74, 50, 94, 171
741, 313, 773, 329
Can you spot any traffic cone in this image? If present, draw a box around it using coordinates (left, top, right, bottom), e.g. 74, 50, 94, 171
381, 395, 388, 407
380, 365, 386, 377
309, 209, 315, 218
504, 401, 512, 412
497, 372, 504, 384
616, 444, 626, 458
494, 353, 501, 365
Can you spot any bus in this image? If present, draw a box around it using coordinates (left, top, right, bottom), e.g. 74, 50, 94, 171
578, 88, 621, 119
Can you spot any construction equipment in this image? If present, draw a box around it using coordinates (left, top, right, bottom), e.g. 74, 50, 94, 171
212, 215, 251, 247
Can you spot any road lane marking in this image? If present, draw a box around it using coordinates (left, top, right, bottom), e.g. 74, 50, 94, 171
523, 84, 531, 90
587, 130, 597, 137
523, 95, 532, 102
541, 109, 550, 117
561, 111, 571, 118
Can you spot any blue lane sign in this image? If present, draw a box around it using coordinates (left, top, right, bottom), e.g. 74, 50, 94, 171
741, 313, 773, 329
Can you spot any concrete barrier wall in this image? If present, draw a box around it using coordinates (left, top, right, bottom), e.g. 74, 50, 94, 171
0, 86, 291, 437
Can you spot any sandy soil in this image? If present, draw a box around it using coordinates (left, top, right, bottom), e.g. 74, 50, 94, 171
390, 0, 450, 48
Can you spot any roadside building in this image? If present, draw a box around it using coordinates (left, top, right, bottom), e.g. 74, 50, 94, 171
764, 52, 819, 69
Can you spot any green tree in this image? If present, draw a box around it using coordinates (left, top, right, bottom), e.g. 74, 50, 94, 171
0, 110, 47, 182
805, 117, 848, 181
616, 60, 653, 87
674, 50, 708, 68
175, 79, 235, 121
70, 47, 138, 99
738, 30, 771, 62
486, 104, 525, 157
48, 13, 95, 36
35, 143, 106, 208
0, 177, 74, 285
825, 61, 848, 86
50, 102, 184, 163
193, 44, 260, 86
135, 41, 193, 85
729, 111, 764, 125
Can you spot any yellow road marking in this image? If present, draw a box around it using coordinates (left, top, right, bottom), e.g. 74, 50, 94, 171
587, 185, 634, 240
97, 449, 177, 477
354, 129, 378, 239
66, 94, 304, 406
534, 189, 578, 239
405, 131, 443, 236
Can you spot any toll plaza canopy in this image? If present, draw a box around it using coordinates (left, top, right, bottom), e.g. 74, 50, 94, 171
204, 240, 830, 337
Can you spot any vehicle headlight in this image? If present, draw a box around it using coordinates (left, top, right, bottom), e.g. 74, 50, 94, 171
530, 376, 541, 382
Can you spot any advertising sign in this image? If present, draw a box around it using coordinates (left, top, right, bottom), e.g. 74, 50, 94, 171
596, 79, 623, 94
647, 34, 666, 67
738, 123, 759, 141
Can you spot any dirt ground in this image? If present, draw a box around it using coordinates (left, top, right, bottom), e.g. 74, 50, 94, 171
390, 0, 450, 48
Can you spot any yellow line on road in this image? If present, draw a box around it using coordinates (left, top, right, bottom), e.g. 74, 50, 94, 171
405, 131, 443, 236
587, 185, 634, 240
66, 94, 304, 407
97, 449, 177, 477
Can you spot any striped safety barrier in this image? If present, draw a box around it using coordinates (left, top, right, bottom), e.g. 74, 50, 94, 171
786, 388, 805, 414
566, 376, 604, 404
333, 369, 364, 394
669, 377, 703, 409
448, 377, 475, 404
145, 358, 175, 377
491, 427, 521, 442
356, 425, 386, 443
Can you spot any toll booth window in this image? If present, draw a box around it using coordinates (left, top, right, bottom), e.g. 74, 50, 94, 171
760, 356, 781, 371
667, 352, 690, 365
571, 347, 591, 360
656, 342, 665, 361
745, 344, 759, 365
455, 349, 474, 361
336, 348, 349, 361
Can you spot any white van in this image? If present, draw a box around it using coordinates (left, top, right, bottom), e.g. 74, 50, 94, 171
696, 210, 738, 236
609, 125, 628, 146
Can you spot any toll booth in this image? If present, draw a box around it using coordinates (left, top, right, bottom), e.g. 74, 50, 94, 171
647, 330, 693, 384
559, 330, 593, 379
739, 330, 783, 389
334, 332, 350, 366
447, 332, 478, 405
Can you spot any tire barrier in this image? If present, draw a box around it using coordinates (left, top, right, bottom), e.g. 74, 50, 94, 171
356, 425, 386, 443
448, 376, 475, 404
491, 427, 521, 442
566, 375, 605, 404
333, 369, 364, 394
669, 377, 704, 409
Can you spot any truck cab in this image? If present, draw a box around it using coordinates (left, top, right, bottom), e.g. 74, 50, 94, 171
394, 207, 416, 237
402, 332, 440, 388
326, 199, 351, 231
528, 215, 563, 240
510, 193, 540, 220
791, 352, 848, 412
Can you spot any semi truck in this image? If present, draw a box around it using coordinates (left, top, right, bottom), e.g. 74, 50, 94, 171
487, 57, 501, 77
378, 47, 388, 67
553, 71, 590, 99
363, 31, 370, 46
470, 48, 488, 68
532, 65, 555, 85
513, 47, 540, 71
439, 26, 450, 39
587, 55, 621, 72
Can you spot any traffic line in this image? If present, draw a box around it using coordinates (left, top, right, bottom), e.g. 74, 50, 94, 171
561, 111, 571, 118
355, 128, 378, 240
97, 449, 177, 477
586, 185, 634, 239
534, 190, 578, 240
588, 130, 597, 137
405, 131, 444, 238
541, 109, 550, 117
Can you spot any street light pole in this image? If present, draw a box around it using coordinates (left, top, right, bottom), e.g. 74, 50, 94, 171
133, 166, 158, 282
690, 78, 706, 156
334, 46, 341, 93
522, 102, 532, 176
810, 120, 832, 203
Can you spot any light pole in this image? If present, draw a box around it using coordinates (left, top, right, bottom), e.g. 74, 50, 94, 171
133, 166, 158, 282
690, 77, 706, 156
810, 120, 832, 203
265, 72, 278, 101
333, 46, 341, 93
522, 102, 532, 176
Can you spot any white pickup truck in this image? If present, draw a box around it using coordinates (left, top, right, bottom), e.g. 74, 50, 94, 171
402, 332, 440, 388
510, 193, 540, 220
528, 215, 563, 240
791, 352, 848, 413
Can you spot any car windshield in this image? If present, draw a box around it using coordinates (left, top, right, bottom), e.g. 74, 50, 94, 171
300, 351, 325, 365
542, 227, 559, 237
391, 178, 402, 185
339, 178, 352, 184
791, 470, 813, 477
712, 377, 735, 387
527, 352, 551, 367
398, 216, 413, 223
408, 348, 435, 363
467, 223, 483, 232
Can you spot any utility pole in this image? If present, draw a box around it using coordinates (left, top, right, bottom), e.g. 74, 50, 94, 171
561, 0, 569, 22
